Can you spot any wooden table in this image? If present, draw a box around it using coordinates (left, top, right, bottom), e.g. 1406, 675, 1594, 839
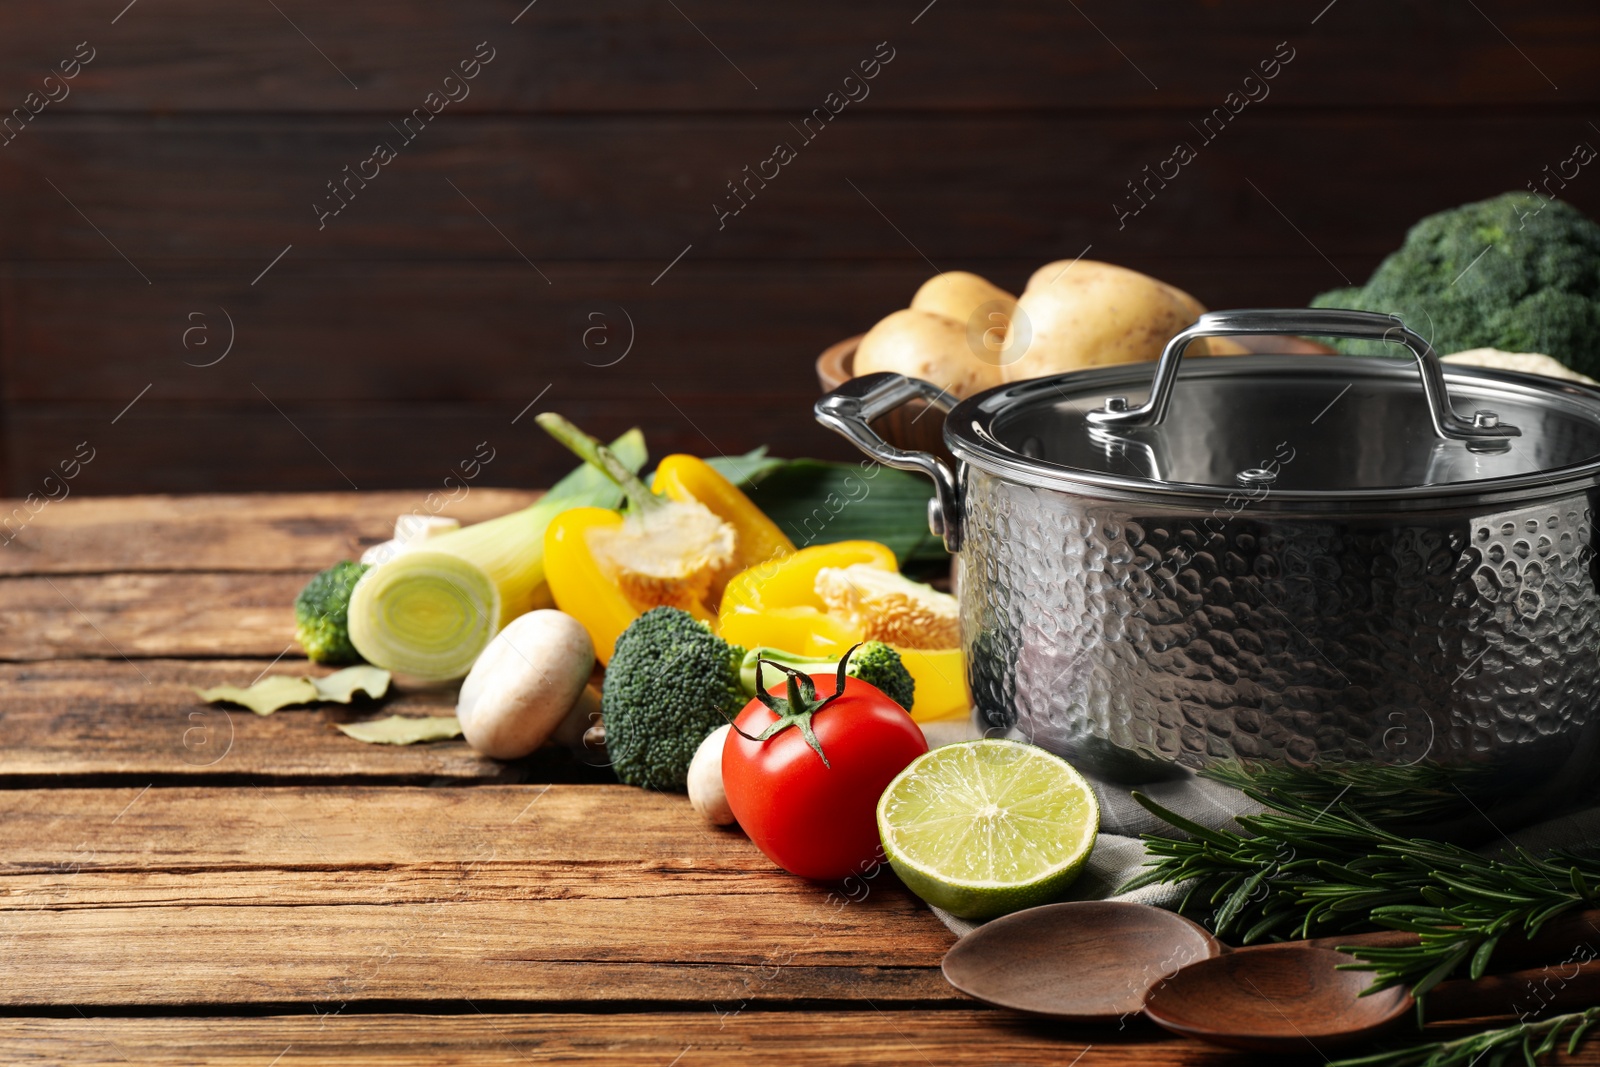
2, 491, 1591, 1065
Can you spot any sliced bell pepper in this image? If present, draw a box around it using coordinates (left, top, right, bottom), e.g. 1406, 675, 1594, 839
652, 455, 794, 572
548, 455, 783, 665
720, 540, 897, 623
718, 540, 970, 723
720, 605, 864, 660
545, 508, 637, 665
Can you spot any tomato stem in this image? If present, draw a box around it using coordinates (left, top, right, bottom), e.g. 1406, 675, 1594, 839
725, 644, 864, 769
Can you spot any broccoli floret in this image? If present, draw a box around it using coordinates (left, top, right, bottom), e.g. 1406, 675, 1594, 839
1310, 192, 1600, 375
294, 560, 370, 664
738, 641, 916, 713
601, 607, 747, 791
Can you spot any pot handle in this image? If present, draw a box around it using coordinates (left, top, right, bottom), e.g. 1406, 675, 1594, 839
1085, 308, 1521, 442
814, 372, 963, 551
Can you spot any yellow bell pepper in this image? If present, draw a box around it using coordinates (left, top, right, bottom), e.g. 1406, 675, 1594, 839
720, 540, 897, 622
718, 540, 970, 723
547, 455, 784, 665
896, 647, 970, 723
652, 455, 794, 573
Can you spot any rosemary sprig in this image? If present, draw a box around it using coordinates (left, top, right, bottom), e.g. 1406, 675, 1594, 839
1123, 785, 1600, 995
1347, 847, 1600, 996
1199, 760, 1488, 825
1120, 788, 1461, 944
1327, 1007, 1600, 1067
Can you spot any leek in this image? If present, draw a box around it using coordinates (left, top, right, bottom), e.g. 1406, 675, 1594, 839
349, 429, 646, 680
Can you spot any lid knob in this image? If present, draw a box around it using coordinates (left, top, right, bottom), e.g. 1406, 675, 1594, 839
1236, 467, 1278, 487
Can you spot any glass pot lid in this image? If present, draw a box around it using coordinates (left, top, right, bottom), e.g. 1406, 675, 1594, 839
944, 310, 1600, 507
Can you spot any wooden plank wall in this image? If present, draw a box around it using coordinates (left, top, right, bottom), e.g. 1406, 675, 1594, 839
0, 1, 1596, 495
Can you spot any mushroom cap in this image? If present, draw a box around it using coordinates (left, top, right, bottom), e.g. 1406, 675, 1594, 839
457, 609, 595, 759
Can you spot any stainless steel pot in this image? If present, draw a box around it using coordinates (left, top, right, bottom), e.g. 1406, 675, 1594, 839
817, 309, 1600, 818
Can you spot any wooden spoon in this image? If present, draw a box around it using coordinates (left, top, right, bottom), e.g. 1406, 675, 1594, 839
941, 899, 1600, 1029
940, 901, 1224, 1021
939, 900, 1421, 1021
1143, 947, 1600, 1053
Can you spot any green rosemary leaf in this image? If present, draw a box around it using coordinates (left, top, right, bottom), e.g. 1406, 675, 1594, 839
1570, 1016, 1596, 1054
1214, 869, 1266, 933
1469, 937, 1499, 979
1326, 1008, 1600, 1067
1129, 762, 1600, 999
1129, 790, 1233, 845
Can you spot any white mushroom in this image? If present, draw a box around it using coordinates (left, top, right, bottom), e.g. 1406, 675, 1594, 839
688, 725, 736, 826
456, 609, 594, 759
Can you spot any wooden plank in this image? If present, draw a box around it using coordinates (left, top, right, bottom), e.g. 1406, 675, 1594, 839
0, 1013, 1249, 1066
0, 254, 1318, 495
2, 114, 1593, 265
3, 1014, 1592, 1067
0, 571, 311, 660
3, 0, 1594, 114
0, 784, 829, 873
1, 395, 850, 498
0, 257, 1334, 495
0, 490, 539, 574
0, 659, 525, 780
0, 786, 955, 1005
0, 785, 787, 870
0, 905, 950, 1005
0, 259, 1340, 404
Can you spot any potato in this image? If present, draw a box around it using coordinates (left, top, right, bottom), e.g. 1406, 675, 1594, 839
911, 271, 1018, 327
1155, 282, 1248, 355
1201, 337, 1251, 356
1158, 281, 1205, 322
855, 307, 1006, 399
1001, 260, 1211, 380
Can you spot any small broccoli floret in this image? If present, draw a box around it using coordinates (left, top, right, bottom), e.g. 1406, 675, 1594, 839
601, 607, 747, 791
1310, 192, 1600, 376
738, 641, 916, 713
294, 561, 370, 664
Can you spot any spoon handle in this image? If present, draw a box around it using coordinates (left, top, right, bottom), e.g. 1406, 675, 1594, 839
1429, 959, 1600, 1022
1492, 909, 1600, 971
1251, 908, 1600, 965
1293, 929, 1417, 952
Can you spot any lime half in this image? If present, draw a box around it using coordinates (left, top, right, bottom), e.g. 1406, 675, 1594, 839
877, 739, 1099, 920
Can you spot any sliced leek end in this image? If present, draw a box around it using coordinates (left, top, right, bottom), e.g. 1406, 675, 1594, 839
348, 550, 501, 682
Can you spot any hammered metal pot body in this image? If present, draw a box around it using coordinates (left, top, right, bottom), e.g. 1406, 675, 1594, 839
815, 313, 1600, 821
960, 468, 1600, 807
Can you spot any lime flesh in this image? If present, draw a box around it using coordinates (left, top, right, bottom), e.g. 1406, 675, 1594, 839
877, 739, 1099, 920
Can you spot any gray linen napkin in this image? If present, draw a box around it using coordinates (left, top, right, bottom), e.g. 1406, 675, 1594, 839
916, 720, 1599, 940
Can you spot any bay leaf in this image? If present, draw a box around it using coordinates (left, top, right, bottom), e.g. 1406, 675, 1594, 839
196, 665, 393, 716
335, 715, 462, 745
310, 665, 392, 703
195, 676, 320, 716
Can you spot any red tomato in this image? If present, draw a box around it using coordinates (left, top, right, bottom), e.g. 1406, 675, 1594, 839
722, 674, 928, 880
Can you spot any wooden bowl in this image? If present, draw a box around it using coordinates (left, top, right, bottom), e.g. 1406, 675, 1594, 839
816, 333, 1337, 459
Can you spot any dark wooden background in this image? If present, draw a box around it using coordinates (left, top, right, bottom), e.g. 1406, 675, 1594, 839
0, 1, 1597, 495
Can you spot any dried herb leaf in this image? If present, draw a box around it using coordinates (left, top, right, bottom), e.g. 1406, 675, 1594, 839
309, 665, 391, 703
334, 715, 462, 745
196, 665, 392, 716
196, 676, 320, 716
